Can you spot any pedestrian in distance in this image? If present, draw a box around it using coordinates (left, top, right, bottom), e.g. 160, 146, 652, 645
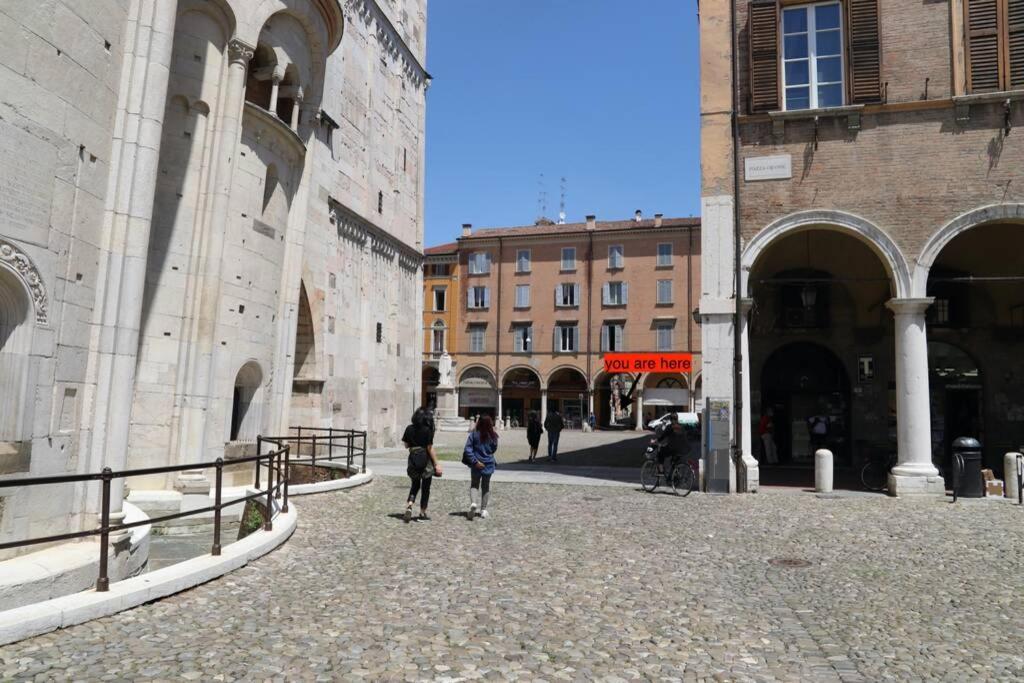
526, 411, 543, 462
402, 407, 442, 522
759, 408, 777, 465
544, 410, 565, 462
463, 415, 498, 520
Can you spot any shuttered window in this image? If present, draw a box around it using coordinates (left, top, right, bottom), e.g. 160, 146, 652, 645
749, 0, 781, 112
967, 0, 1024, 91
749, 0, 881, 112
846, 0, 882, 102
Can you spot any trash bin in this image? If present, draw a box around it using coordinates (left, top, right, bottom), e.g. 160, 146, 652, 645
952, 437, 984, 498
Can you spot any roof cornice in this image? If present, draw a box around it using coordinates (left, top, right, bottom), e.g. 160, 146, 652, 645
328, 197, 423, 270
349, 0, 431, 90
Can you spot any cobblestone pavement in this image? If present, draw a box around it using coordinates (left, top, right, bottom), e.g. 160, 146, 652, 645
3, 478, 1024, 681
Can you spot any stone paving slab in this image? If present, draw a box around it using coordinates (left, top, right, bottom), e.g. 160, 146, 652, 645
2, 477, 1024, 680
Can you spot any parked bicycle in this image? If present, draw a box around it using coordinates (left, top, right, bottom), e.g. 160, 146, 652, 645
861, 450, 897, 492
640, 442, 696, 496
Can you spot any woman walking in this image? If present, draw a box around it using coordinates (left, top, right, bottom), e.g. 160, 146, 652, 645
463, 415, 498, 520
402, 408, 442, 521
526, 411, 543, 462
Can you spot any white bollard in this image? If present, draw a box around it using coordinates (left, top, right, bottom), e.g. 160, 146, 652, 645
815, 449, 834, 493
1005, 452, 1023, 502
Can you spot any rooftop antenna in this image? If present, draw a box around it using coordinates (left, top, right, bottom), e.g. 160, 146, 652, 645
558, 177, 567, 224
536, 173, 549, 221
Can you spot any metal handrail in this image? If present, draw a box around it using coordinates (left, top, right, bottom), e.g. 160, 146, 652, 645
0, 444, 289, 591
260, 427, 368, 483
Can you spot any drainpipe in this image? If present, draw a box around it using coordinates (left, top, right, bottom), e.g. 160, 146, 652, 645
495, 236, 503, 418
586, 230, 594, 401
731, 0, 746, 490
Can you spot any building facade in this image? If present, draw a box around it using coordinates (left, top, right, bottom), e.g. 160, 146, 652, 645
421, 242, 459, 406
0, 0, 427, 575
700, 0, 1024, 493
444, 215, 702, 430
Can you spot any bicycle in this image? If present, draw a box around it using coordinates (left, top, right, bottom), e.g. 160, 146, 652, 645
640, 443, 696, 496
860, 451, 897, 492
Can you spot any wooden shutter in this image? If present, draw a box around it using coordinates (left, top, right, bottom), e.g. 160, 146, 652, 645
965, 0, 1003, 92
1010, 0, 1024, 89
621, 282, 629, 305
748, 0, 780, 112
600, 325, 609, 352
847, 0, 882, 103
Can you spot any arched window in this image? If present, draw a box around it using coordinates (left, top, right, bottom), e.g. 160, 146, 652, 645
431, 320, 446, 354
230, 362, 263, 442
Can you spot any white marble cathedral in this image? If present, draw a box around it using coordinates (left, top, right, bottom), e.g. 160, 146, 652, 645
0, 0, 427, 572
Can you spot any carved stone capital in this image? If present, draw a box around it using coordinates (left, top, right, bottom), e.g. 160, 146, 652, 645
0, 239, 48, 325
228, 39, 255, 67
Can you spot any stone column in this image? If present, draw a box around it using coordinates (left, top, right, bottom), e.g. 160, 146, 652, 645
886, 298, 945, 496
87, 0, 179, 519
175, 39, 254, 473
739, 298, 758, 491
634, 390, 644, 431
588, 391, 594, 418
540, 389, 548, 425
290, 87, 304, 131
268, 67, 283, 114
497, 392, 503, 422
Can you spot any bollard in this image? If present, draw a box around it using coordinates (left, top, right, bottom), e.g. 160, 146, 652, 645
1009, 452, 1024, 504
815, 449, 834, 493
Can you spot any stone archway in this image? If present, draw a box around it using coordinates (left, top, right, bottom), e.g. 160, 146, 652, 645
500, 366, 542, 428
546, 367, 589, 429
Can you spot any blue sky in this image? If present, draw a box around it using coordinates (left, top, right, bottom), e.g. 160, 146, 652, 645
423, 0, 701, 247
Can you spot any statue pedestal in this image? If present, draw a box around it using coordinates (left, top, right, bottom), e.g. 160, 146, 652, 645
435, 385, 471, 431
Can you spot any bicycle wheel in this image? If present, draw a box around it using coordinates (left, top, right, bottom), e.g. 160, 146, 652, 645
670, 463, 695, 496
640, 460, 660, 492
861, 461, 887, 492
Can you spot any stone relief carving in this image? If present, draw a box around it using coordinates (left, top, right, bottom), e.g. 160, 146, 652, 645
0, 239, 48, 325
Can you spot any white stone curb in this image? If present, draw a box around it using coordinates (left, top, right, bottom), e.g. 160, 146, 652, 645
288, 468, 374, 496
0, 501, 298, 646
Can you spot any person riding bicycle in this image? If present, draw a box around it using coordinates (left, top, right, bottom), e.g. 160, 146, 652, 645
652, 413, 691, 472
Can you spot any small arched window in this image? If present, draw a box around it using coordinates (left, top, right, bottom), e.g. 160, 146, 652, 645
230, 362, 263, 442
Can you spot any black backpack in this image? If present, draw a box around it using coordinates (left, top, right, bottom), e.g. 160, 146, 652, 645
407, 447, 430, 478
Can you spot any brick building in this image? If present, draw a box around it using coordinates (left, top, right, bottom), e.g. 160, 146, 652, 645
421, 242, 460, 406
700, 0, 1024, 493
442, 214, 702, 429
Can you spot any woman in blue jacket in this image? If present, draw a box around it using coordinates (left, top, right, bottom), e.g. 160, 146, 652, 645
464, 415, 498, 520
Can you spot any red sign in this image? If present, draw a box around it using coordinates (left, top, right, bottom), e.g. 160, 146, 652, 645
603, 353, 693, 374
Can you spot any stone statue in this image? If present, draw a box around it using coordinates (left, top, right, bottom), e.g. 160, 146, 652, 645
438, 351, 454, 388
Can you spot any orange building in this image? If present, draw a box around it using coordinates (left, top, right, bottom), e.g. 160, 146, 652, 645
421, 242, 460, 407
435, 213, 702, 429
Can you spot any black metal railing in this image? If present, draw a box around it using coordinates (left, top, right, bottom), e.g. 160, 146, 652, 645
257, 427, 366, 486
0, 445, 289, 592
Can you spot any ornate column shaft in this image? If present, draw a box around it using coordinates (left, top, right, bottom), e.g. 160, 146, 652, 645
290, 87, 304, 131
886, 298, 945, 496
175, 39, 254, 470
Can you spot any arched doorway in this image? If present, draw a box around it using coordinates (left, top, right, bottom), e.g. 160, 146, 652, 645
760, 343, 851, 466
547, 367, 588, 429
922, 219, 1024, 472
642, 373, 690, 426
458, 366, 497, 419
421, 366, 440, 409
927, 342, 982, 476
747, 228, 897, 481
501, 367, 541, 428
230, 361, 263, 442
593, 371, 640, 428
0, 266, 32, 443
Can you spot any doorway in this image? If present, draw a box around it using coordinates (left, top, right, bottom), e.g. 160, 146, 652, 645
760, 342, 851, 467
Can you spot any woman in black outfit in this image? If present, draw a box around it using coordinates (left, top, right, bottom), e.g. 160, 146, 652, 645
402, 408, 442, 521
526, 411, 543, 462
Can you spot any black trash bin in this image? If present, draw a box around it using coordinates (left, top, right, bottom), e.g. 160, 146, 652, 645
952, 437, 984, 498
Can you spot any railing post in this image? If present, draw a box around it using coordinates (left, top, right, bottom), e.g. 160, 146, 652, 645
255, 435, 262, 489
362, 432, 367, 473
296, 426, 302, 458
275, 447, 282, 500
282, 445, 290, 513
212, 458, 223, 556
312, 434, 317, 470
347, 432, 353, 470
264, 450, 274, 532
96, 467, 112, 592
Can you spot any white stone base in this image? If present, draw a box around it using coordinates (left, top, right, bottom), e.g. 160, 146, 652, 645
888, 472, 947, 497
740, 455, 759, 493
0, 502, 151, 612
436, 416, 472, 431
0, 495, 296, 646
